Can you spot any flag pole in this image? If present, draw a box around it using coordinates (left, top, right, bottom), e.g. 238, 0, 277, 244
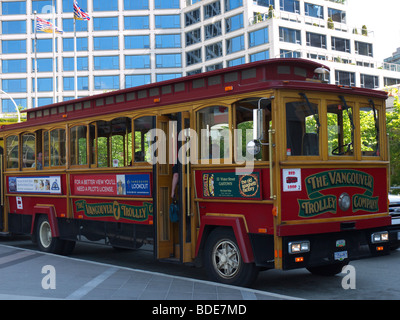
52, 0, 56, 103
74, 16, 78, 99
34, 11, 38, 109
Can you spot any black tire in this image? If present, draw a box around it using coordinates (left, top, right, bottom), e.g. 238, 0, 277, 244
306, 261, 348, 276
204, 228, 259, 287
36, 215, 65, 254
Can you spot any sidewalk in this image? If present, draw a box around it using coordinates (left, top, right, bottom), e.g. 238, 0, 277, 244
0, 244, 301, 300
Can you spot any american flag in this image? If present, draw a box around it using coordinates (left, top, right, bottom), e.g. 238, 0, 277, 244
73, 0, 90, 20
36, 16, 63, 34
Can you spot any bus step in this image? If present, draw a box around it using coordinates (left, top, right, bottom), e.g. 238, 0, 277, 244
0, 232, 11, 237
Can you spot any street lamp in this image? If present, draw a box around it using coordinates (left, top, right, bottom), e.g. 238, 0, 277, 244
0, 89, 22, 123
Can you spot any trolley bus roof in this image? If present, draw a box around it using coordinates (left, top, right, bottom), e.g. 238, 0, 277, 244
0, 58, 388, 132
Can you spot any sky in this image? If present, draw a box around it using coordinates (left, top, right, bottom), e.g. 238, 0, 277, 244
347, 0, 400, 61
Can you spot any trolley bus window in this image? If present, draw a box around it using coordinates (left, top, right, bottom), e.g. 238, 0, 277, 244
70, 125, 87, 166
134, 116, 152, 163
111, 117, 132, 167
50, 129, 66, 166
22, 133, 35, 168
6, 135, 19, 169
92, 117, 133, 167
327, 103, 354, 156
197, 106, 229, 161
286, 100, 319, 156
360, 103, 379, 156
235, 98, 270, 161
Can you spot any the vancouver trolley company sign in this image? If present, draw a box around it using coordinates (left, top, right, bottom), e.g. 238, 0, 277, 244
75, 200, 153, 222
287, 169, 378, 218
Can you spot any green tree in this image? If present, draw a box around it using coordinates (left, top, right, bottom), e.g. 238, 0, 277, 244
387, 95, 400, 187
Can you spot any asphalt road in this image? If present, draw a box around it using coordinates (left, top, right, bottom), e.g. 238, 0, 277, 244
3, 236, 400, 300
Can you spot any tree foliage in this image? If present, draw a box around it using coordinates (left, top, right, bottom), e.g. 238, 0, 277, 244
387, 96, 400, 187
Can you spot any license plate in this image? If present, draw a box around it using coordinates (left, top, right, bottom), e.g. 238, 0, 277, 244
334, 251, 348, 261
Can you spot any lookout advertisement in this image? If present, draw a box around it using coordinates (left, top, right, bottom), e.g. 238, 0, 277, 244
298, 169, 379, 218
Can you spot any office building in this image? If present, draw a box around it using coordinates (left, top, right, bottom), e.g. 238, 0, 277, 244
1, 0, 399, 114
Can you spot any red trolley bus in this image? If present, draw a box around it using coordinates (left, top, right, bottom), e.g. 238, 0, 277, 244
0, 59, 391, 287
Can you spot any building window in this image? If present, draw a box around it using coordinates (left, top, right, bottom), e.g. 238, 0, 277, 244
93, 17, 119, 31
225, 13, 243, 33
332, 37, 350, 53
279, 27, 301, 44
306, 32, 326, 49
2, 59, 27, 73
206, 42, 223, 60
126, 74, 151, 88
2, 40, 26, 54
304, 3, 323, 19
124, 0, 148, 10
335, 70, 355, 87
384, 77, 400, 86
156, 73, 182, 81
328, 8, 346, 23
2, 1, 26, 15
63, 37, 88, 51
2, 98, 26, 113
249, 27, 269, 47
205, 22, 222, 40
124, 16, 149, 30
204, 1, 221, 19
2, 20, 26, 34
154, 0, 180, 9
94, 56, 119, 70
32, 0, 57, 13
156, 34, 181, 48
32, 78, 53, 92
254, 0, 274, 7
360, 74, 379, 89
63, 0, 87, 12
62, 18, 88, 32
156, 54, 182, 68
63, 57, 88, 71
2, 79, 27, 93
250, 50, 270, 62
280, 0, 299, 13
226, 34, 244, 54
125, 55, 151, 69
94, 75, 120, 90
186, 48, 202, 66
34, 58, 55, 72
228, 56, 245, 67
94, 36, 119, 50
355, 41, 373, 57
186, 29, 201, 46
206, 63, 223, 72
185, 9, 200, 26
155, 15, 181, 29
280, 49, 301, 58
63, 77, 89, 91
93, 0, 118, 11
225, 0, 243, 11
125, 35, 150, 49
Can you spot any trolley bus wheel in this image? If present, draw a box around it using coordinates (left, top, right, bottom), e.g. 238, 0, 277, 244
36, 215, 65, 254
204, 228, 258, 287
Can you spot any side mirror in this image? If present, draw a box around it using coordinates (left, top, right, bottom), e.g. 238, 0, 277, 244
246, 140, 261, 156
253, 108, 265, 141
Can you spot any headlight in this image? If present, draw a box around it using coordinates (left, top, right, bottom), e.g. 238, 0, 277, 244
371, 231, 389, 243
338, 192, 351, 211
288, 241, 310, 254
